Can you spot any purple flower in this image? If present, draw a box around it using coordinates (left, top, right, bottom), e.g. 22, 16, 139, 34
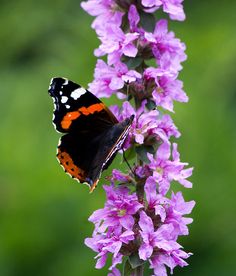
147, 142, 193, 195
138, 209, 193, 274
111, 100, 159, 145
89, 185, 143, 232
145, 19, 187, 74
133, 109, 160, 144
150, 248, 191, 275
162, 0, 186, 21
128, 5, 140, 32
88, 59, 141, 98
85, 230, 125, 270
142, 0, 186, 21
81, 0, 124, 34
165, 191, 195, 237
111, 101, 180, 147
154, 114, 180, 141
98, 229, 134, 258
145, 176, 169, 222
111, 169, 132, 183
144, 177, 195, 238
95, 25, 139, 62
108, 267, 121, 276
135, 164, 150, 179
144, 67, 188, 112
138, 211, 181, 260
85, 233, 108, 269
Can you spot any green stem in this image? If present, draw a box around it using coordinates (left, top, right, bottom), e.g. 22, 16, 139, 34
136, 177, 145, 203
134, 265, 144, 276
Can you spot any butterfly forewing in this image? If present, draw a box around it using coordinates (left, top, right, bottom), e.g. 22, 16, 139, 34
49, 77, 118, 133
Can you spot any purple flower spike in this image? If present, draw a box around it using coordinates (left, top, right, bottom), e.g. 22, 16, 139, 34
82, 0, 194, 274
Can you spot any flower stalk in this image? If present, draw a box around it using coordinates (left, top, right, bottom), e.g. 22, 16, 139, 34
81, 1, 195, 275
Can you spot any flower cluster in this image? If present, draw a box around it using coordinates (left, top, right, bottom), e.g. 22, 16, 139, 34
81, 0, 194, 275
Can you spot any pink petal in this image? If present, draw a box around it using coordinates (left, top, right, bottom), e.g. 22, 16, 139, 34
139, 243, 153, 260
123, 43, 138, 57
95, 253, 108, 269
139, 211, 154, 232
120, 215, 134, 230
109, 77, 124, 90
157, 142, 171, 160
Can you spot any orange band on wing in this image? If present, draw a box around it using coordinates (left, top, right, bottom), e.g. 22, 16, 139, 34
79, 103, 105, 115
57, 148, 85, 180
61, 103, 105, 130
61, 111, 80, 129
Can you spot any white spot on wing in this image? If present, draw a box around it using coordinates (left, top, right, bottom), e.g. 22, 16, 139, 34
71, 87, 86, 100
59, 91, 63, 95
65, 105, 70, 109
61, 96, 68, 103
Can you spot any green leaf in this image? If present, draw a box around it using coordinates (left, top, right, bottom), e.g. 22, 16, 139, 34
123, 258, 135, 276
124, 57, 143, 70
129, 253, 146, 269
135, 145, 155, 163
127, 94, 133, 101
146, 99, 156, 110
139, 11, 156, 32
124, 147, 136, 161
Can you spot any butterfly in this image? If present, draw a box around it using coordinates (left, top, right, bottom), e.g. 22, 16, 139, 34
48, 77, 134, 192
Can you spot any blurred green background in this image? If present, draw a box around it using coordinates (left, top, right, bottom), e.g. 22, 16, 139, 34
0, 0, 236, 275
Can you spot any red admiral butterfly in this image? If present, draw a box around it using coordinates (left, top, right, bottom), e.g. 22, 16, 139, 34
48, 77, 134, 192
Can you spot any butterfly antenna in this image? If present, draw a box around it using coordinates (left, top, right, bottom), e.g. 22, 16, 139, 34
122, 149, 135, 176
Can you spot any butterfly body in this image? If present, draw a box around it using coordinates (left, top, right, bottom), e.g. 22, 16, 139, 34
48, 77, 133, 192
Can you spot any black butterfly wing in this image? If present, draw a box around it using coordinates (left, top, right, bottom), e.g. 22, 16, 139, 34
49, 77, 134, 191
57, 117, 134, 191
48, 77, 118, 133
86, 116, 134, 191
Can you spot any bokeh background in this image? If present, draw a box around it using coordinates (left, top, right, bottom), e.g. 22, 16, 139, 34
1, 0, 236, 275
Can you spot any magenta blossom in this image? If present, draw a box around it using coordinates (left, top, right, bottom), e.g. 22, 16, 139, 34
88, 59, 141, 98
145, 176, 169, 222
85, 231, 124, 270
145, 19, 186, 74
147, 142, 193, 195
95, 25, 139, 62
165, 191, 195, 238
110, 100, 159, 145
111, 169, 132, 183
138, 210, 193, 275
111, 101, 180, 147
142, 0, 186, 21
88, 185, 142, 233
150, 248, 191, 276
127, 6, 186, 75
144, 67, 188, 112
138, 211, 181, 260
108, 267, 121, 276
81, 0, 123, 34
